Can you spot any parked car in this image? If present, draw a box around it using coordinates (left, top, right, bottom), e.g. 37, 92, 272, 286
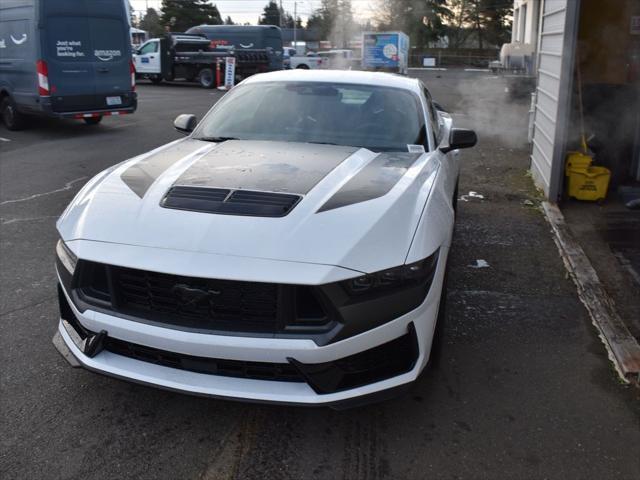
283, 47, 325, 69
0, 0, 136, 130
318, 49, 356, 70
53, 70, 476, 407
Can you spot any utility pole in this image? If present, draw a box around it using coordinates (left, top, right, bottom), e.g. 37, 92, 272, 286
279, 0, 283, 28
293, 1, 297, 49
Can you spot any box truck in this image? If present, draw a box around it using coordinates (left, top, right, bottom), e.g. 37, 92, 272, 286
362, 31, 409, 75
0, 0, 136, 130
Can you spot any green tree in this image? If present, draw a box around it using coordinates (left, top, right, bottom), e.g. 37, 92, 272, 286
160, 0, 222, 32
306, 0, 337, 40
224, 15, 235, 25
376, 1, 452, 48
140, 8, 165, 38
446, 0, 512, 49
478, 0, 512, 47
259, 1, 281, 26
306, 0, 357, 47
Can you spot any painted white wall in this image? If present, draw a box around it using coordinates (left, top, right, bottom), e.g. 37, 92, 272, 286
529, 0, 580, 200
512, 0, 542, 45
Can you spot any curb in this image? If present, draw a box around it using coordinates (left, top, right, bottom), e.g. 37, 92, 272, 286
542, 202, 640, 384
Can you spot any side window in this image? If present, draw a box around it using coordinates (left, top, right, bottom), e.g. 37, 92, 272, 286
139, 41, 158, 54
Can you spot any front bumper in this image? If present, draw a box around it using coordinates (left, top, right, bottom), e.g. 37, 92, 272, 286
54, 252, 446, 406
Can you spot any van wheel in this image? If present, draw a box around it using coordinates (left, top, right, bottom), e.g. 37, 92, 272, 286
1, 96, 27, 131
83, 116, 102, 125
150, 75, 163, 85
295, 64, 310, 69
198, 68, 215, 88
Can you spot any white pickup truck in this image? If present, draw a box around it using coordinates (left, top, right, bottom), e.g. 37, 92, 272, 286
283, 47, 325, 70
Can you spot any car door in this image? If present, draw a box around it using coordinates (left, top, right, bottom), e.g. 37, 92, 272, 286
133, 40, 160, 74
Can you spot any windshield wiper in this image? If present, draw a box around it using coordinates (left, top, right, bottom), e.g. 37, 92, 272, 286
197, 136, 240, 143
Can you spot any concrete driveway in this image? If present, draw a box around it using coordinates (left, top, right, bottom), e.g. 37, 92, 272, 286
1, 72, 638, 479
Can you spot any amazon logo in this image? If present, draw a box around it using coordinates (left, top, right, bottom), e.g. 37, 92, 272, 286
11, 33, 27, 45
94, 49, 122, 61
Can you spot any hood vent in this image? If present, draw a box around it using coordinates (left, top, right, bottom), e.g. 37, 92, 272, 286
161, 186, 301, 217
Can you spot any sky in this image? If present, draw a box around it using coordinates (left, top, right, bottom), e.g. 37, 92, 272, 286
129, 0, 376, 26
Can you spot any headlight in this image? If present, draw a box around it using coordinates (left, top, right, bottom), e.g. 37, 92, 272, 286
342, 249, 439, 297
56, 239, 77, 275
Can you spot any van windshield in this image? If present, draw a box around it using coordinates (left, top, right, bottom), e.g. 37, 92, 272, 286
194, 82, 426, 152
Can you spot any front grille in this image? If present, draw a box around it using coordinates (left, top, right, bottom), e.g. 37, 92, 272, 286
75, 261, 335, 335
115, 266, 280, 332
236, 51, 269, 63
105, 336, 304, 382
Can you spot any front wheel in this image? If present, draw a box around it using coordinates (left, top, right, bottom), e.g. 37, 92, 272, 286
150, 74, 163, 85
295, 64, 310, 69
198, 68, 215, 88
1, 96, 27, 131
83, 116, 102, 125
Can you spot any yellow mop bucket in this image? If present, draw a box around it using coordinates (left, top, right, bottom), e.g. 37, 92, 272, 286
565, 150, 593, 174
564, 59, 611, 202
566, 165, 611, 201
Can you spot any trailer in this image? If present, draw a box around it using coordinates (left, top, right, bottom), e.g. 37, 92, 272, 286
361, 31, 409, 75
133, 34, 229, 88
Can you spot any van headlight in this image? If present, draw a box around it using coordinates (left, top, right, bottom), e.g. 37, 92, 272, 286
56, 239, 78, 275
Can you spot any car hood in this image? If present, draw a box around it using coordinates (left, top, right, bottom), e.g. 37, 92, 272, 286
58, 139, 440, 273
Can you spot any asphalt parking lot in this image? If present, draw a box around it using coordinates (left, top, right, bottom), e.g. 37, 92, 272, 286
1, 71, 639, 480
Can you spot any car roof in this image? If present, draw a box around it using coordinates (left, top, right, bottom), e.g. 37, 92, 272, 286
243, 70, 421, 94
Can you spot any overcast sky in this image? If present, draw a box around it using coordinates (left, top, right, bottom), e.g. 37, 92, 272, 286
129, 0, 376, 26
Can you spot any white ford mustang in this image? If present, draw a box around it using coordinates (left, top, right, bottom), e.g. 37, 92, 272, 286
53, 70, 476, 407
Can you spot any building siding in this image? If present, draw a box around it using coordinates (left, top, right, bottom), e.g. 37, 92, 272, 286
530, 0, 568, 196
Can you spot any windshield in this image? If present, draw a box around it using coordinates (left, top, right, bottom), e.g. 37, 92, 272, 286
193, 82, 426, 152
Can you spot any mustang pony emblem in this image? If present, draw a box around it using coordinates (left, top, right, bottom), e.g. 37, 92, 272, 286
10, 34, 27, 45
172, 283, 221, 306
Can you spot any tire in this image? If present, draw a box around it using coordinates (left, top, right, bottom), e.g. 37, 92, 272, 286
150, 74, 163, 85
198, 68, 215, 88
1, 96, 27, 131
83, 116, 102, 125
295, 64, 310, 69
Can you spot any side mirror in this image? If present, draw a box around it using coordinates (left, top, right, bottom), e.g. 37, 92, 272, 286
173, 114, 197, 134
441, 128, 477, 153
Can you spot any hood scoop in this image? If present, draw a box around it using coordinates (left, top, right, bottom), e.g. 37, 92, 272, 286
161, 186, 302, 217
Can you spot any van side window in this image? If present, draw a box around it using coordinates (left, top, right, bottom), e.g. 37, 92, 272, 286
139, 41, 158, 54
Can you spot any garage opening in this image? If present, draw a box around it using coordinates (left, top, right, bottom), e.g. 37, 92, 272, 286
559, 0, 640, 341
